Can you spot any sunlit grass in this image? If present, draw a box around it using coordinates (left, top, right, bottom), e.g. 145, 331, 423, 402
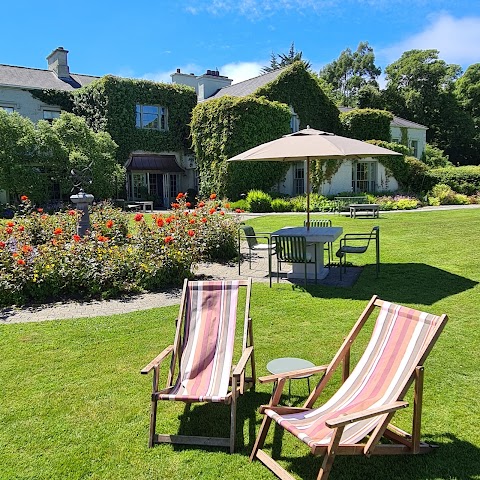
1, 209, 479, 479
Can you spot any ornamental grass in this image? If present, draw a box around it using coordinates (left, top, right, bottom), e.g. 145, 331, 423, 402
0, 195, 240, 306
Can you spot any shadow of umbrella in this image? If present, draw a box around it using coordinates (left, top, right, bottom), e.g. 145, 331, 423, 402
308, 263, 478, 306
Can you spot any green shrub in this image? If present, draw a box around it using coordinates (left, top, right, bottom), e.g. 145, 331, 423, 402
230, 199, 249, 211
422, 144, 452, 168
340, 108, 392, 141
246, 190, 272, 213
0, 195, 241, 306
290, 195, 307, 212
429, 184, 457, 205
271, 198, 293, 212
428, 166, 480, 195
374, 195, 421, 210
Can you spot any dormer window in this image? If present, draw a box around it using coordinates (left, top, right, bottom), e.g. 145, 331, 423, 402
136, 104, 168, 131
1, 106, 14, 113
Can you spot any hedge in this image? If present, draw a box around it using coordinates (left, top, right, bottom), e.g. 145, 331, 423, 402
340, 108, 393, 142
427, 166, 480, 195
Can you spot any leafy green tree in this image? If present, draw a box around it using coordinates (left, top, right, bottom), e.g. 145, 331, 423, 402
384, 49, 477, 165
52, 113, 124, 199
0, 111, 123, 203
261, 42, 311, 73
422, 144, 452, 168
319, 42, 381, 107
455, 64, 480, 156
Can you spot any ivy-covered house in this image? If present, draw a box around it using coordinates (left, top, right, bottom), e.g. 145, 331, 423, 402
175, 64, 428, 197
0, 47, 197, 207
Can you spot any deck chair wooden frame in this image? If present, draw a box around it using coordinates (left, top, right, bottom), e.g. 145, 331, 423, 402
250, 295, 447, 479
141, 278, 255, 453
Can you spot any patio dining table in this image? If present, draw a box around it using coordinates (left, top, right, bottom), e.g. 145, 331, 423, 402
272, 226, 343, 280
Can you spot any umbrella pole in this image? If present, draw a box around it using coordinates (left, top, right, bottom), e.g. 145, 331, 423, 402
306, 157, 310, 230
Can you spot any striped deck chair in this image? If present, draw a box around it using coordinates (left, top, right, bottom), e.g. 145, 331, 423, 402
251, 295, 448, 480
141, 278, 255, 453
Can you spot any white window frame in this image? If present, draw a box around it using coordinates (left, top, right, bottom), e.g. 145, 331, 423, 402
293, 162, 305, 195
42, 109, 61, 122
410, 140, 419, 158
135, 104, 168, 131
1, 105, 15, 113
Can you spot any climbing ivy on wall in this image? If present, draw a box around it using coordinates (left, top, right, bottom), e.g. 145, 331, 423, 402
340, 108, 392, 141
28, 89, 74, 112
191, 96, 291, 199
71, 76, 197, 162
400, 126, 409, 146
253, 62, 341, 134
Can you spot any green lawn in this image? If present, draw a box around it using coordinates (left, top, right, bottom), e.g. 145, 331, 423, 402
1, 209, 479, 479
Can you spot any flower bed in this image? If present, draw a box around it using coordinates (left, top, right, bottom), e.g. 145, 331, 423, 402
0, 195, 240, 306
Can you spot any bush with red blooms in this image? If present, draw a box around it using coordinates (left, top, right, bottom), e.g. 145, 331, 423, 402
0, 195, 240, 305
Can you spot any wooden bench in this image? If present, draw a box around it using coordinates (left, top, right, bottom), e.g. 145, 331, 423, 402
334, 196, 368, 214
349, 203, 380, 218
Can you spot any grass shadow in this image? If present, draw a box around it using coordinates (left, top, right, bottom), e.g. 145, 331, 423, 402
171, 390, 271, 454
303, 263, 478, 305
263, 432, 480, 480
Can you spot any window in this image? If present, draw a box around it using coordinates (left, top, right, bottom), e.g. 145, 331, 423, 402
293, 162, 305, 195
135, 104, 167, 130
169, 174, 179, 198
43, 110, 60, 123
352, 161, 377, 193
410, 140, 419, 158
391, 138, 400, 143
1, 106, 14, 113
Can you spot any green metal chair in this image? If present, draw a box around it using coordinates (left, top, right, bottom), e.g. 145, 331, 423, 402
274, 235, 318, 287
335, 226, 380, 279
238, 225, 275, 286
304, 218, 333, 266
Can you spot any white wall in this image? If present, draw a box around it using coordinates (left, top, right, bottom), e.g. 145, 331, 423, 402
0, 86, 61, 123
390, 126, 426, 159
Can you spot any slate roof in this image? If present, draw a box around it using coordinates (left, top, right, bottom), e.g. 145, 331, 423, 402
339, 107, 427, 130
207, 67, 287, 100
0, 64, 98, 91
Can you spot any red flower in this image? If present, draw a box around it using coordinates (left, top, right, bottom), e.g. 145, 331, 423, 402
225, 203, 230, 208
164, 236, 174, 244
235, 208, 242, 213
106, 220, 114, 229
186, 202, 191, 208
189, 219, 195, 224
198, 201, 205, 208
73, 234, 81, 242
171, 203, 180, 209
20, 195, 28, 201
21, 245, 33, 254
134, 213, 144, 222
37, 208, 44, 213
201, 217, 207, 223
6, 227, 13, 234
193, 211, 197, 217
17, 259, 26, 265
176, 192, 185, 199
156, 217, 164, 227
187, 230, 195, 237
97, 235, 109, 242
12, 252, 19, 257
7, 221, 14, 227
0, 242, 5, 249
68, 209, 76, 216
220, 211, 225, 215
41, 215, 48, 220
54, 228, 63, 235
209, 208, 216, 215
183, 211, 189, 216
165, 217, 172, 224
18, 225, 25, 232
210, 193, 217, 200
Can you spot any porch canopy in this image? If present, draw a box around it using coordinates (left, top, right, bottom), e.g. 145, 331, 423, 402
125, 155, 184, 172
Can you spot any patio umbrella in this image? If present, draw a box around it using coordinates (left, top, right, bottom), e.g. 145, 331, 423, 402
228, 126, 401, 228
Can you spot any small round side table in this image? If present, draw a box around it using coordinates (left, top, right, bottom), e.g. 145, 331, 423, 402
266, 357, 315, 404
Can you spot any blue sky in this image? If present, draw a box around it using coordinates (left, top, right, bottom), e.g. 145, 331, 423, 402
1, 0, 479, 84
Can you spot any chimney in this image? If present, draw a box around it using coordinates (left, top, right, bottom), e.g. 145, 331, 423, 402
46, 47, 70, 79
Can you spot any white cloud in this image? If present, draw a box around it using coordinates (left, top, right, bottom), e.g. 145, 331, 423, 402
183, 0, 336, 18
219, 61, 264, 83
380, 13, 480, 67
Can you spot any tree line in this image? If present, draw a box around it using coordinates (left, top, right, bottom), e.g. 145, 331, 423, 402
264, 43, 480, 166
